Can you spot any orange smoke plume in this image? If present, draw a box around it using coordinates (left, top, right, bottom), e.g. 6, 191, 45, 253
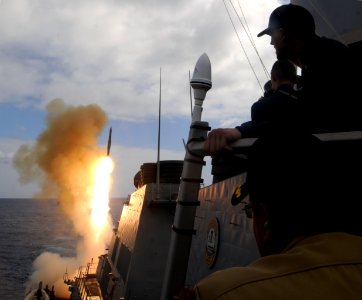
13, 98, 114, 297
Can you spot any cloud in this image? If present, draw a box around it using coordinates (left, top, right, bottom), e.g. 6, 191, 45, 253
0, 0, 290, 199
0, 0, 287, 125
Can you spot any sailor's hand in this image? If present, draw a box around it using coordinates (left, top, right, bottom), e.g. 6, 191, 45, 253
204, 128, 241, 156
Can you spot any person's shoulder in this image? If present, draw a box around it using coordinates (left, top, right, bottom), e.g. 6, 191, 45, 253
318, 36, 349, 54
194, 266, 267, 299
251, 94, 268, 108
195, 234, 362, 299
195, 248, 304, 299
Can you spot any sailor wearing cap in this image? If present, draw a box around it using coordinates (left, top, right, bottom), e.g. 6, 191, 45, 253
258, 4, 362, 133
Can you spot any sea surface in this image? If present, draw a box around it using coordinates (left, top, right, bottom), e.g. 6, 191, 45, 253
0, 197, 124, 300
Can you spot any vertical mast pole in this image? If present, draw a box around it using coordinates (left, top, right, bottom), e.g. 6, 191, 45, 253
156, 67, 162, 200
161, 53, 212, 299
189, 70, 193, 119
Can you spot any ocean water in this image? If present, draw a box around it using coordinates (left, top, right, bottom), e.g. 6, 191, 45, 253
0, 198, 124, 300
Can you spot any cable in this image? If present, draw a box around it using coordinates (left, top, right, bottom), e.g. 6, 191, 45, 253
223, 0, 264, 92
235, 0, 270, 79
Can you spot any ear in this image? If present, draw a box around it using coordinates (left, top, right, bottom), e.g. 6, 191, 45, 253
263, 220, 272, 243
271, 72, 277, 83
279, 28, 287, 40
253, 203, 274, 256
259, 203, 271, 241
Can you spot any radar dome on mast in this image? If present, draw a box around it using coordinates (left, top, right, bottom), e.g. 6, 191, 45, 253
190, 53, 212, 101
190, 53, 212, 122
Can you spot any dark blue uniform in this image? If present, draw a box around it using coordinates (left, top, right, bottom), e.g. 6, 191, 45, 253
236, 84, 301, 137
299, 36, 361, 133
237, 36, 361, 136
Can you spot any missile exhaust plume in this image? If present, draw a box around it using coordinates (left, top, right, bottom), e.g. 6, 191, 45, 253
13, 98, 114, 298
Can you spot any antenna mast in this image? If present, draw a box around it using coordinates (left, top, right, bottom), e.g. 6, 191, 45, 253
156, 67, 161, 200
189, 70, 193, 118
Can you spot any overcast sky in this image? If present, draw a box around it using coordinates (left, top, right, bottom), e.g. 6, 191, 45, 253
0, 0, 289, 198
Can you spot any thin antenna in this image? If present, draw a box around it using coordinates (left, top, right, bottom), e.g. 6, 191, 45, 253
189, 70, 193, 118
156, 67, 161, 200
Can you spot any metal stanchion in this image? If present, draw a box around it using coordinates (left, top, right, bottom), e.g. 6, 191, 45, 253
161, 53, 212, 299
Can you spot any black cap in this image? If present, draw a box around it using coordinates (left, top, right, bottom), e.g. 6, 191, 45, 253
257, 4, 315, 37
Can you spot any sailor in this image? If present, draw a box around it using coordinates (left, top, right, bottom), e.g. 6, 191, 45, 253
205, 4, 362, 157
257, 3, 362, 133
236, 59, 302, 137
194, 134, 362, 299
204, 59, 300, 155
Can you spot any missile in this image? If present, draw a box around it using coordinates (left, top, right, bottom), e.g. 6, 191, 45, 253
107, 127, 112, 156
